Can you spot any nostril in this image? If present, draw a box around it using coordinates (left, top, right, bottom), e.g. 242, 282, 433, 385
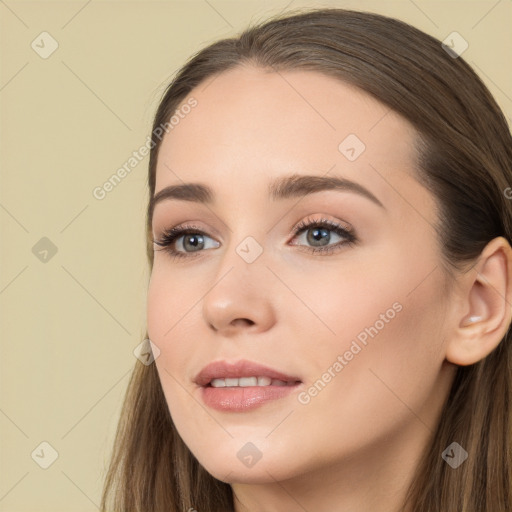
231, 318, 255, 327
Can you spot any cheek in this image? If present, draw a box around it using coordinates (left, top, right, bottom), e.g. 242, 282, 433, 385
147, 264, 198, 341
147, 267, 195, 388
277, 254, 406, 372
298, 237, 446, 366
147, 263, 211, 391
288, 259, 448, 456
288, 244, 443, 390
146, 270, 168, 342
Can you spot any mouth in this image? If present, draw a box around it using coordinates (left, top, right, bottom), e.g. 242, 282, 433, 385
195, 359, 302, 412
208, 376, 299, 388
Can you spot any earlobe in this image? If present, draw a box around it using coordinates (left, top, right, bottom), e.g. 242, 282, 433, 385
445, 236, 512, 366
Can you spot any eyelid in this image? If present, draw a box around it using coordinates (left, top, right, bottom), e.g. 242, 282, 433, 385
290, 214, 353, 236
289, 216, 356, 249
152, 220, 218, 239
153, 223, 216, 248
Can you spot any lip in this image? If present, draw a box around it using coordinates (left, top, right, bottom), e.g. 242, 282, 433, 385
195, 359, 300, 386
195, 359, 302, 412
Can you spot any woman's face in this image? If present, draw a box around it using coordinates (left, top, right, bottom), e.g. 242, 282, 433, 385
147, 66, 457, 486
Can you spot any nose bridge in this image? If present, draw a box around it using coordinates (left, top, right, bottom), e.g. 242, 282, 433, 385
201, 228, 276, 333
211, 229, 270, 298
215, 207, 271, 274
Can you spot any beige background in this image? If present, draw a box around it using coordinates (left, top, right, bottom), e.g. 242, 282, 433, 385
0, 0, 510, 510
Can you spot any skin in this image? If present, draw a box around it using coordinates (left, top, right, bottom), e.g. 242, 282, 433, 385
147, 65, 512, 512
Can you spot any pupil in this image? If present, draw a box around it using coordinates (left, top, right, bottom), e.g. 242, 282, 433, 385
308, 227, 330, 246
184, 234, 204, 251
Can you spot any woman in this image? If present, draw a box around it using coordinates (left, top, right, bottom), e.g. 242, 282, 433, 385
101, 7, 512, 512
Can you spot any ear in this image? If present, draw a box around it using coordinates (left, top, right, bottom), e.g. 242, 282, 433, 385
445, 236, 512, 366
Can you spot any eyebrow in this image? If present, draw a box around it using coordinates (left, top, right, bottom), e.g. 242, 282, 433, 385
150, 173, 384, 217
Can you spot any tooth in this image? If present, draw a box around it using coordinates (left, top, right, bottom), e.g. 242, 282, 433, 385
210, 376, 294, 388
257, 376, 272, 386
239, 377, 258, 387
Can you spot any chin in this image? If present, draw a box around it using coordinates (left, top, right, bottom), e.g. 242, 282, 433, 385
191, 442, 305, 485
204, 459, 295, 485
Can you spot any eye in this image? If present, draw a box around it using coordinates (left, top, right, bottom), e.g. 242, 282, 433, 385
152, 216, 357, 261
289, 216, 357, 255
152, 223, 220, 260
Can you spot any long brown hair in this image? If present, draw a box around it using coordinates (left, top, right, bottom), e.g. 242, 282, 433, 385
100, 8, 512, 511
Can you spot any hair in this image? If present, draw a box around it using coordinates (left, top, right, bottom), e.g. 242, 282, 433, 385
100, 7, 512, 512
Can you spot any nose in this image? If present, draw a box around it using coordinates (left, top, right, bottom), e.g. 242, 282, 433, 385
202, 242, 277, 336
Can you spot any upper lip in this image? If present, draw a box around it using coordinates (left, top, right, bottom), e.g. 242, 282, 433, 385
194, 359, 301, 387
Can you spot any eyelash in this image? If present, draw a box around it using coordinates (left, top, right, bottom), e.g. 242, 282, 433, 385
152, 217, 357, 261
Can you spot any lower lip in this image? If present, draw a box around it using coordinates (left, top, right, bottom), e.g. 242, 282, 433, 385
200, 384, 300, 412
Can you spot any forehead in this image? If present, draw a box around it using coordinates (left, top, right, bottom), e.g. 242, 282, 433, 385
154, 66, 421, 211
